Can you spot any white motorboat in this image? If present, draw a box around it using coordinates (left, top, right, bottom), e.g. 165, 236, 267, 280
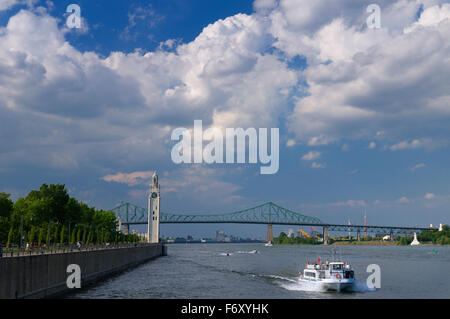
298, 261, 355, 292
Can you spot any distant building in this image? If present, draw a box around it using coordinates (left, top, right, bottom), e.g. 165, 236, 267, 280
287, 229, 295, 238
216, 231, 225, 242
134, 231, 148, 242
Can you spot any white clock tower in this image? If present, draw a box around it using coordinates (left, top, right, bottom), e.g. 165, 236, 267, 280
148, 172, 160, 243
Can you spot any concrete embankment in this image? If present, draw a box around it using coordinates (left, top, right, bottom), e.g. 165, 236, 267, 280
0, 243, 164, 299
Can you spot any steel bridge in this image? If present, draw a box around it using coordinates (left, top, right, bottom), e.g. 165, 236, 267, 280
111, 202, 435, 244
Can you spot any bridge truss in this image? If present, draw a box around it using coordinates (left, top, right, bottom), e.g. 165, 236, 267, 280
111, 201, 434, 235
112, 202, 322, 225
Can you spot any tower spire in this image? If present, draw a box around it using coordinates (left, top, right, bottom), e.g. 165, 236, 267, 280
148, 171, 160, 243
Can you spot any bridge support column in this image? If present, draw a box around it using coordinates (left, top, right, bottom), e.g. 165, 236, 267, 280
357, 230, 361, 241
267, 224, 273, 243
323, 226, 328, 246
390, 232, 394, 241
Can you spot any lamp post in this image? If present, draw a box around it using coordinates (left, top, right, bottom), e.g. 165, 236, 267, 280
47, 220, 51, 247
68, 221, 72, 247
30, 217, 33, 249
20, 214, 24, 249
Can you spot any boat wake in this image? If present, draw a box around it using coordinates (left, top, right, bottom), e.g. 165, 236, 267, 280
236, 250, 258, 254
346, 281, 377, 293
270, 276, 376, 293
278, 278, 327, 292
219, 252, 233, 256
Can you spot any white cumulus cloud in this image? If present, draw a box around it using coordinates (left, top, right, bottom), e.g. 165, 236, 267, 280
302, 151, 321, 161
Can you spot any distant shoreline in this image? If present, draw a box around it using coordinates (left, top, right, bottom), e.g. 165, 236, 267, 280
331, 241, 397, 246
332, 241, 449, 246
274, 241, 449, 246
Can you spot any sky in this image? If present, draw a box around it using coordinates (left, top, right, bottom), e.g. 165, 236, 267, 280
0, 0, 449, 239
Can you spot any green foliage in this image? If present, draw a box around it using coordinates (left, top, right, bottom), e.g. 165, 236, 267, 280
70, 228, 76, 245
6, 226, 14, 247
0, 183, 141, 247
0, 216, 9, 243
60, 226, 66, 246
274, 232, 321, 245
418, 226, 450, 245
397, 236, 412, 246
53, 223, 59, 245
38, 228, 45, 247
76, 228, 82, 242
0, 193, 13, 218
0, 193, 14, 243
28, 226, 37, 244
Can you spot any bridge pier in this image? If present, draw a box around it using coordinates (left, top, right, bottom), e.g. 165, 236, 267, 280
267, 224, 273, 243
390, 232, 394, 241
357, 230, 361, 241
323, 226, 328, 245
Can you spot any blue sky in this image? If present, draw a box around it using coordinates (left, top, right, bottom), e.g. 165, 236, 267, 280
0, 0, 449, 239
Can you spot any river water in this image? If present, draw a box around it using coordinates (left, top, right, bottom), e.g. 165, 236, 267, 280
71, 243, 450, 299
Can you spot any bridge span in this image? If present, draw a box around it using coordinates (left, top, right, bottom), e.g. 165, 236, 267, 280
112, 202, 435, 245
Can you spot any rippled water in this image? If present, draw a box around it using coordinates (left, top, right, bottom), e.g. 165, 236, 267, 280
70, 243, 450, 299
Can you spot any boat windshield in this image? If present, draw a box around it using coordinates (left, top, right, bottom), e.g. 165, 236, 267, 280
304, 261, 351, 272
331, 263, 345, 270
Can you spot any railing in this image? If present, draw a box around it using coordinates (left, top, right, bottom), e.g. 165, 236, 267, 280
0, 243, 152, 258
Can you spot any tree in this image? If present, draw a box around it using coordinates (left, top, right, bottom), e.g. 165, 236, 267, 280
28, 226, 37, 245
76, 228, 82, 242
0, 193, 13, 218
1, 184, 134, 246
6, 226, 14, 248
38, 228, 45, 247
397, 236, 412, 245
0, 193, 14, 244
53, 224, 59, 246
60, 226, 66, 245
71, 228, 76, 245
86, 230, 93, 245
0, 216, 10, 243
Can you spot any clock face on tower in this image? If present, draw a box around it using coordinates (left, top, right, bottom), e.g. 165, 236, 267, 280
151, 192, 158, 199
